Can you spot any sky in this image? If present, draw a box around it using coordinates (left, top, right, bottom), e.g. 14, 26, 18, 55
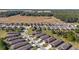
0, 0, 79, 9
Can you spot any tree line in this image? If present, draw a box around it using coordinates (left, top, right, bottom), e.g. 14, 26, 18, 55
0, 10, 79, 23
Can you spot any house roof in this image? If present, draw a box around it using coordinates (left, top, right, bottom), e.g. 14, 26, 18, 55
57, 43, 72, 50
16, 44, 32, 50
6, 39, 26, 45
44, 37, 56, 43
40, 35, 50, 40
50, 40, 64, 47
9, 41, 28, 49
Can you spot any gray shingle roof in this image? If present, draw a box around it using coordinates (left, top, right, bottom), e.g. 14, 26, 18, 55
40, 35, 50, 40
32, 32, 41, 35
9, 42, 28, 49
50, 40, 64, 47
7, 34, 20, 38
8, 32, 20, 35
6, 39, 26, 45
16, 44, 32, 50
44, 37, 56, 43
57, 43, 72, 50
36, 33, 45, 38
5, 36, 22, 41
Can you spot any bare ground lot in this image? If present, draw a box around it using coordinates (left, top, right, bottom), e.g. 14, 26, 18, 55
0, 15, 64, 24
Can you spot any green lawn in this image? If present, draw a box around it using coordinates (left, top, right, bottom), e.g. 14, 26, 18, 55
0, 39, 7, 50
0, 30, 7, 50
0, 30, 7, 38
27, 28, 33, 35
42, 29, 53, 37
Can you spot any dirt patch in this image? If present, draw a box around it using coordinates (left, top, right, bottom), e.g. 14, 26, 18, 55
0, 15, 64, 24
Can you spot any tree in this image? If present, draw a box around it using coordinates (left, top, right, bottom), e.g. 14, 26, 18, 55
66, 31, 76, 41
52, 30, 56, 34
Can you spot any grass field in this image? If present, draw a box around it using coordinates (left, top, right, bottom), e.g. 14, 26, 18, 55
0, 30, 7, 50
0, 39, 6, 50
27, 28, 33, 35
0, 30, 7, 38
